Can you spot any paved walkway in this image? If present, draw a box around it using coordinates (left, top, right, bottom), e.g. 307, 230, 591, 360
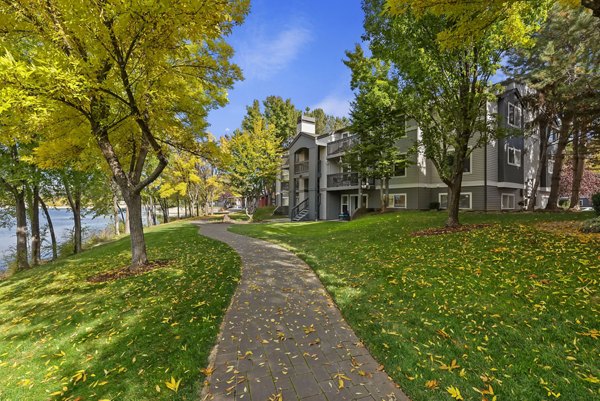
196, 223, 409, 401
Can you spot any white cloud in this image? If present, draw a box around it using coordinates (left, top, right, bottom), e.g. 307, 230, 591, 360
312, 94, 352, 117
237, 26, 312, 80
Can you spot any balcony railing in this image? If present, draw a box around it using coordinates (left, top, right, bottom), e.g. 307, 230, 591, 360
327, 172, 359, 188
294, 160, 309, 174
327, 136, 357, 156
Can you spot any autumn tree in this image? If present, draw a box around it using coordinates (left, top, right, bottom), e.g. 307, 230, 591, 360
343, 44, 407, 212
0, 0, 248, 267
385, 0, 597, 48
221, 117, 282, 218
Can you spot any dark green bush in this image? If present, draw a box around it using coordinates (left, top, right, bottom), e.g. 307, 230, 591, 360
429, 202, 440, 210
581, 216, 600, 233
592, 193, 600, 216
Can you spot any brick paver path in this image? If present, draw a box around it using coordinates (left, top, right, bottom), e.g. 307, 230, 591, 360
197, 223, 410, 401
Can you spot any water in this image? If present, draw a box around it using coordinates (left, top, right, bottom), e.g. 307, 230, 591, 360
0, 208, 112, 271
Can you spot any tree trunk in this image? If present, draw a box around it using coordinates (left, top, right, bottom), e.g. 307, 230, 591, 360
29, 185, 41, 266
379, 178, 387, 212
569, 128, 586, 209
446, 179, 463, 227
39, 196, 57, 261
113, 190, 120, 236
546, 115, 572, 210
527, 119, 549, 211
177, 195, 180, 219
125, 192, 148, 267
124, 205, 130, 234
64, 181, 83, 254
14, 189, 30, 273
159, 198, 169, 223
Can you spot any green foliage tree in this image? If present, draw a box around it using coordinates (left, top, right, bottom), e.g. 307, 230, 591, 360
304, 107, 350, 135
364, 0, 511, 227
343, 44, 407, 212
0, 0, 248, 268
263, 96, 301, 146
385, 0, 594, 48
508, 4, 600, 210
221, 117, 282, 218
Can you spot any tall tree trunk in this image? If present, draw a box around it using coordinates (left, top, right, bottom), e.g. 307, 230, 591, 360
569, 128, 586, 209
124, 192, 148, 267
14, 189, 30, 273
64, 181, 82, 254
113, 190, 120, 236
379, 178, 387, 212
177, 195, 180, 219
527, 119, 549, 211
546, 115, 573, 210
446, 179, 463, 228
160, 198, 169, 223
38, 196, 57, 261
124, 206, 130, 234
29, 185, 41, 266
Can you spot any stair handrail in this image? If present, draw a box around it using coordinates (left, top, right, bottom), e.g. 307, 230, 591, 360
291, 198, 309, 220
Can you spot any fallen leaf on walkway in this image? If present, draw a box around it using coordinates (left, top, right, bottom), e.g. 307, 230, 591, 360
303, 324, 316, 334
333, 372, 351, 389
268, 392, 283, 401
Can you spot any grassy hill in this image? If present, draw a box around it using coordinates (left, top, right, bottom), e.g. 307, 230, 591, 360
0, 221, 240, 401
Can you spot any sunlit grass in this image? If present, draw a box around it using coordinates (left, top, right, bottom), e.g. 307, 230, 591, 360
231, 211, 599, 401
0, 221, 240, 401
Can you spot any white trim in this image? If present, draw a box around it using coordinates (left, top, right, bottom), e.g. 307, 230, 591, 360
501, 193, 516, 210
388, 193, 407, 209
439, 192, 472, 210
508, 102, 522, 128
384, 180, 525, 190
507, 147, 521, 167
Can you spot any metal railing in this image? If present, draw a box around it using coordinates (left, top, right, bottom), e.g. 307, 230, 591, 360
291, 198, 309, 220
327, 172, 359, 188
294, 160, 309, 174
327, 136, 357, 156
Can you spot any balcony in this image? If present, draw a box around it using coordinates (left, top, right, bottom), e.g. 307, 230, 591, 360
327, 136, 357, 157
282, 155, 289, 167
294, 160, 309, 174
327, 172, 359, 188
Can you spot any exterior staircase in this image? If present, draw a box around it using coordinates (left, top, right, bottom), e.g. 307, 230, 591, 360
291, 199, 310, 222
292, 208, 309, 222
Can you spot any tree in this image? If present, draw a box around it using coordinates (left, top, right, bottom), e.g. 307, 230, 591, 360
559, 161, 600, 204
241, 100, 263, 132
385, 1, 597, 49
263, 96, 301, 146
343, 44, 407, 212
221, 117, 282, 218
304, 108, 350, 135
364, 0, 510, 227
0, 0, 248, 268
508, 4, 600, 210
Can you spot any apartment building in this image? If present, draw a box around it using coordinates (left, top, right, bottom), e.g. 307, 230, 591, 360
275, 82, 553, 221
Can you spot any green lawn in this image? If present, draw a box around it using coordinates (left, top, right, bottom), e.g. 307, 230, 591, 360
0, 221, 240, 401
230, 211, 600, 401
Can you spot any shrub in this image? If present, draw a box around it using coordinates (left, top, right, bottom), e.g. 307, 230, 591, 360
581, 216, 600, 233
592, 193, 600, 216
429, 202, 440, 211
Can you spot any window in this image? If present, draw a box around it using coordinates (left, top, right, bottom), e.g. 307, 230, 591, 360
394, 155, 407, 177
388, 194, 407, 209
447, 152, 472, 174
507, 147, 521, 167
501, 193, 515, 210
579, 199, 584, 207
548, 158, 554, 174
439, 193, 472, 210
508, 103, 522, 127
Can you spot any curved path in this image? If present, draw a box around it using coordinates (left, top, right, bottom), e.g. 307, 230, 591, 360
197, 223, 409, 401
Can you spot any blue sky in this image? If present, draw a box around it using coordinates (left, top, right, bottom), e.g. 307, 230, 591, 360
207, 0, 366, 137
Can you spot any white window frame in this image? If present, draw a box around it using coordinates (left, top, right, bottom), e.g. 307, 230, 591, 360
501, 193, 515, 210
507, 147, 521, 167
439, 192, 472, 210
508, 102, 522, 128
463, 152, 473, 175
341, 195, 349, 214
388, 193, 407, 209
